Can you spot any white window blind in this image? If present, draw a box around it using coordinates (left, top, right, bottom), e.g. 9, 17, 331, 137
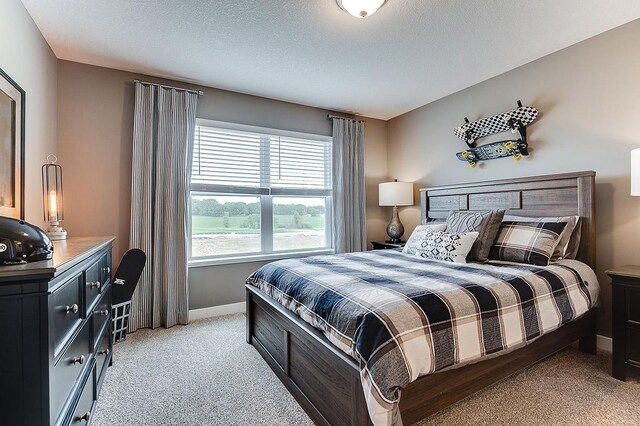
189, 120, 334, 263
191, 125, 332, 196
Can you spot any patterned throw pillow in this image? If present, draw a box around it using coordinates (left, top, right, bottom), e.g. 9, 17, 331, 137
446, 210, 505, 262
503, 215, 581, 260
414, 231, 479, 263
402, 223, 447, 255
488, 221, 567, 266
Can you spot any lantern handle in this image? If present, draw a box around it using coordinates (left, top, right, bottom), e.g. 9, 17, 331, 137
46, 154, 58, 164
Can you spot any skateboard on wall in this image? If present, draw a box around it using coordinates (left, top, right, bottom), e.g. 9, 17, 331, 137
454, 101, 538, 148
456, 139, 528, 169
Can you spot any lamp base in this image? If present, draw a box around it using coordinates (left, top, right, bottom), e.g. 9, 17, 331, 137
386, 206, 405, 244
47, 224, 67, 241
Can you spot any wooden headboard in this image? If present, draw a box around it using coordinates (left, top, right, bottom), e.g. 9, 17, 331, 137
419, 171, 596, 268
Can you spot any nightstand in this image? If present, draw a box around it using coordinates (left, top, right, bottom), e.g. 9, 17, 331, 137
606, 266, 640, 381
371, 241, 405, 250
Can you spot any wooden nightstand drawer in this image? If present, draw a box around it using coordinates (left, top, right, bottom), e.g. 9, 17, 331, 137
371, 241, 406, 250
628, 327, 640, 364
607, 266, 640, 381
628, 288, 640, 323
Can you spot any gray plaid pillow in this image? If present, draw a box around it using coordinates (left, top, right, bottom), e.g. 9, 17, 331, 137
488, 221, 567, 266
503, 215, 580, 260
446, 210, 505, 262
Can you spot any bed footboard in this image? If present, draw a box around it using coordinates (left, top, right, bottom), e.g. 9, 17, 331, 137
247, 284, 597, 426
246, 285, 371, 426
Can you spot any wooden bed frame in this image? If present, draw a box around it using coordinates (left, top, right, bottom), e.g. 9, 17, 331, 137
246, 171, 597, 425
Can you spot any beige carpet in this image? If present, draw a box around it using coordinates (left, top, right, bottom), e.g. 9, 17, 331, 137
92, 313, 639, 426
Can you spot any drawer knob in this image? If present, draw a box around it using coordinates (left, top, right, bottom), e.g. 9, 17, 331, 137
64, 304, 79, 315
77, 412, 91, 422
99, 348, 110, 356
103, 266, 111, 274
96, 309, 109, 316
71, 355, 85, 365
90, 281, 101, 289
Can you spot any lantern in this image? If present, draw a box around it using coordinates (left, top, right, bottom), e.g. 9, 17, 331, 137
42, 154, 67, 240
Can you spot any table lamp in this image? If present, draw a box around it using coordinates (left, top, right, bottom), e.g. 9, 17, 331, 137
379, 179, 414, 243
42, 154, 67, 240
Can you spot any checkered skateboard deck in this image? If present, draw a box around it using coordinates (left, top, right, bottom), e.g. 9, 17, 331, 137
454, 105, 538, 146
456, 139, 528, 168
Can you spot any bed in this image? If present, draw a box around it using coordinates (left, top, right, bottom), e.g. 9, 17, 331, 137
245, 171, 597, 426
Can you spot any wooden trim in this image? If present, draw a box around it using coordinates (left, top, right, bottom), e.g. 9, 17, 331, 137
421, 171, 595, 192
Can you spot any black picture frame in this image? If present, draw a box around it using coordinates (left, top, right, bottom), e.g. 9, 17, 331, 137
0, 67, 25, 220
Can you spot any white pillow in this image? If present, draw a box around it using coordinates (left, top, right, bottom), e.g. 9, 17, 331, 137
402, 223, 447, 255
503, 215, 580, 260
414, 231, 479, 263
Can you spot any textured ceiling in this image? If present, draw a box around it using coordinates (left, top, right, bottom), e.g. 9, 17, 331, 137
20, 0, 640, 119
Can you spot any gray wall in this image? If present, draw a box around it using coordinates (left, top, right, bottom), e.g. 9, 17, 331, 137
1, 0, 57, 227
56, 60, 388, 310
388, 19, 640, 336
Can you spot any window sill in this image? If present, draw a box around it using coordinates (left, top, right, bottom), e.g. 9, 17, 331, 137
188, 248, 335, 268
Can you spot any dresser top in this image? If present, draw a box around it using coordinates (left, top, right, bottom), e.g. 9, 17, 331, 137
605, 265, 640, 280
0, 236, 115, 280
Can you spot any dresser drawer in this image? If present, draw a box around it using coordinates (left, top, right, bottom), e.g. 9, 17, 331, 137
627, 288, 640, 324
627, 326, 640, 364
95, 328, 111, 392
69, 365, 96, 425
92, 285, 111, 349
85, 259, 103, 313
52, 321, 91, 422
101, 250, 112, 284
50, 273, 84, 357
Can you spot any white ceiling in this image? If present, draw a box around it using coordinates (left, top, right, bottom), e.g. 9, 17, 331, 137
20, 0, 640, 120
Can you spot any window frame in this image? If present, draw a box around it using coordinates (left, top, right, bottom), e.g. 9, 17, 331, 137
188, 119, 334, 267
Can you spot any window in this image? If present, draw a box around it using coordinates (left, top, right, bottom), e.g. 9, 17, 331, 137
189, 120, 333, 264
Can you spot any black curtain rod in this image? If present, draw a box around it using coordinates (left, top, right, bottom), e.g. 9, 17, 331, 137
134, 79, 204, 96
327, 114, 365, 123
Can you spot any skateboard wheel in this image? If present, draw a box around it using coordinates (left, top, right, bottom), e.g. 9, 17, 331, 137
469, 162, 477, 169
513, 154, 522, 161
461, 151, 470, 158
504, 142, 514, 149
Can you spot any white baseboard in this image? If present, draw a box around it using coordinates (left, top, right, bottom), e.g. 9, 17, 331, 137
597, 334, 612, 353
189, 301, 246, 321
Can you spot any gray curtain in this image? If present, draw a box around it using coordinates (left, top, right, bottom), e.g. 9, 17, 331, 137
129, 82, 198, 331
332, 117, 367, 253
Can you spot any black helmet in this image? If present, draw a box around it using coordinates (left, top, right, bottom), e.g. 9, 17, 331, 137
0, 216, 53, 265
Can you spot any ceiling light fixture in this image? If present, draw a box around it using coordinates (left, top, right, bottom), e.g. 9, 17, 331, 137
336, 0, 387, 18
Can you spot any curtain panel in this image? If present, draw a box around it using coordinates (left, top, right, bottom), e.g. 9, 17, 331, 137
129, 82, 198, 331
332, 117, 367, 253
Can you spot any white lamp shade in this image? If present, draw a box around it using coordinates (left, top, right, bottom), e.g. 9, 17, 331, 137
337, 0, 386, 18
632, 148, 640, 196
379, 181, 413, 206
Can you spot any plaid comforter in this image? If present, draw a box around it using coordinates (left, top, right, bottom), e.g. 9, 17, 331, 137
246, 250, 599, 426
